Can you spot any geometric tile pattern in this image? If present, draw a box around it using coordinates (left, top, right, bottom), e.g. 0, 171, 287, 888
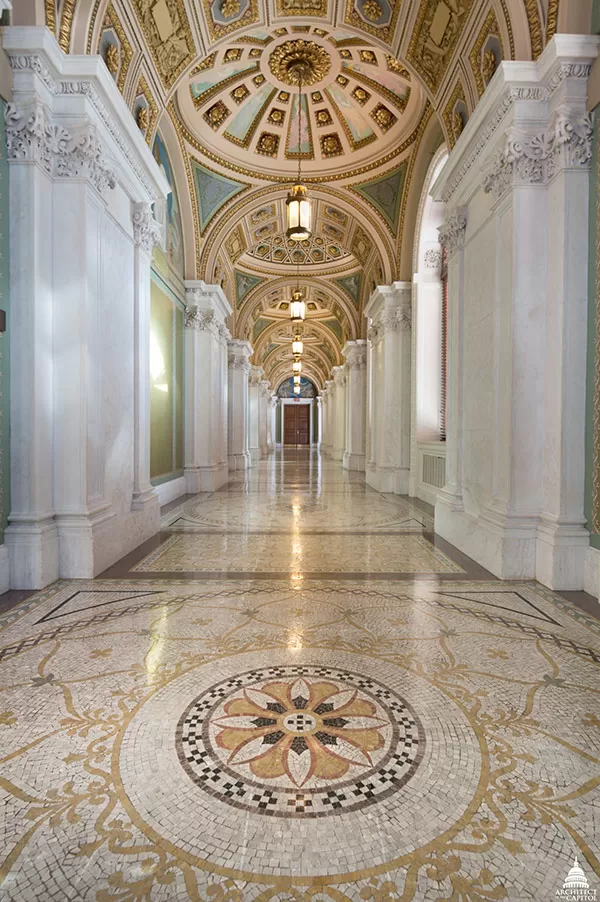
1, 454, 599, 900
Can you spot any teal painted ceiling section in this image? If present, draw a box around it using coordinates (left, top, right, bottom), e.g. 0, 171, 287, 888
335, 273, 362, 307
353, 163, 406, 233
191, 160, 247, 233
235, 270, 265, 308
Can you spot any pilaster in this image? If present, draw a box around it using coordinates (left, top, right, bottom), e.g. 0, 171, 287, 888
227, 339, 252, 471
364, 283, 412, 493
248, 366, 263, 463
184, 282, 232, 492
259, 380, 271, 458
342, 340, 367, 471
331, 366, 347, 461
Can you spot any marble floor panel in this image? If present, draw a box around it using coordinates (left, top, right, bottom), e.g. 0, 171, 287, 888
132, 534, 463, 576
1, 452, 599, 900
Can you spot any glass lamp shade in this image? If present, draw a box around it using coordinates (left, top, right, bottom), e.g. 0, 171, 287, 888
286, 184, 312, 241
289, 289, 306, 323
293, 374, 301, 386
292, 360, 302, 374
294, 385, 301, 394
292, 336, 304, 356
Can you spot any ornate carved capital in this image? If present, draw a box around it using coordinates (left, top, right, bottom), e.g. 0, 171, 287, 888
482, 110, 593, 200
185, 306, 218, 333
332, 366, 347, 388
344, 345, 367, 369
249, 366, 264, 387
131, 202, 162, 253
5, 102, 116, 194
227, 340, 252, 372
377, 307, 412, 335
438, 211, 467, 255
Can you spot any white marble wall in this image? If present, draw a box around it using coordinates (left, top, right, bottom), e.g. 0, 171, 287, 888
3, 27, 169, 588
433, 34, 599, 590
227, 339, 252, 471
364, 284, 412, 494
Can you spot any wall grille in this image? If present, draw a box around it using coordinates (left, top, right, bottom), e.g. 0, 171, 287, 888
422, 453, 445, 488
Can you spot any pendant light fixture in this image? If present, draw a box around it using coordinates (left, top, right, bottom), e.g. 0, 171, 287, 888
290, 258, 306, 323
293, 374, 301, 386
292, 333, 304, 356
286, 68, 312, 242
294, 384, 301, 395
293, 360, 302, 374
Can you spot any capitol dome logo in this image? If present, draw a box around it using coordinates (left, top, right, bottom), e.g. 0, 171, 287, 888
556, 858, 596, 900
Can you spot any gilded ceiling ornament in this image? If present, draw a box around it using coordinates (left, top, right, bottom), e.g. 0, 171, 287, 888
352, 86, 370, 105
321, 133, 343, 157
442, 82, 468, 149
267, 108, 286, 125
268, 40, 332, 87
386, 56, 410, 79
104, 42, 120, 75
482, 49, 497, 84
256, 132, 280, 156
278, 90, 291, 102
311, 91, 323, 103
371, 103, 396, 132
359, 49, 377, 64
316, 109, 333, 126
336, 74, 349, 87
136, 105, 149, 131
253, 74, 266, 86
361, 0, 382, 21
204, 101, 231, 130
224, 47, 243, 62
231, 84, 250, 103
221, 0, 241, 17
191, 53, 216, 75
406, 0, 477, 92
452, 110, 464, 141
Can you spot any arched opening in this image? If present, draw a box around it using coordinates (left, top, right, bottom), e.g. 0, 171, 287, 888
409, 146, 449, 504
276, 377, 318, 446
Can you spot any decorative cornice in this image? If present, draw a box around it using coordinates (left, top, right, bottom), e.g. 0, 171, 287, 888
5, 101, 116, 194
438, 211, 467, 255
343, 343, 367, 369
131, 202, 161, 253
249, 366, 264, 387
185, 306, 217, 333
437, 62, 593, 205
482, 110, 593, 200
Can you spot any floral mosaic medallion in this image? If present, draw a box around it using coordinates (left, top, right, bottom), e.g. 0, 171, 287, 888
176, 665, 424, 817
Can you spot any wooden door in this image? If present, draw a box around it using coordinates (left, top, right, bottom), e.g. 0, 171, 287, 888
284, 404, 310, 444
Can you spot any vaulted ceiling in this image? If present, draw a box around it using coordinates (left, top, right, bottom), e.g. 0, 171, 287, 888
27, 0, 561, 389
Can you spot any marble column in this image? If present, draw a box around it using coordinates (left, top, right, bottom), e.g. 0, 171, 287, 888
248, 366, 263, 463
316, 396, 323, 449
324, 380, 335, 458
364, 283, 412, 493
267, 394, 277, 452
342, 340, 367, 471
227, 339, 252, 471
331, 366, 347, 462
184, 282, 232, 492
259, 380, 270, 458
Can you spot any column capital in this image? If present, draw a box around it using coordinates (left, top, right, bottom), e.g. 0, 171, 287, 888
131, 202, 162, 253
184, 281, 232, 320
438, 210, 467, 255
343, 339, 368, 369
332, 365, 347, 388
431, 34, 599, 208
227, 339, 253, 371
249, 365, 264, 386
365, 283, 411, 342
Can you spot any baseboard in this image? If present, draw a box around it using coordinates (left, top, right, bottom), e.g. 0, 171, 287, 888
584, 546, 600, 599
155, 476, 187, 507
0, 544, 10, 594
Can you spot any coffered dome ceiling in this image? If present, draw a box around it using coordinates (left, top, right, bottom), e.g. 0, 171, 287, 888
34, 0, 554, 388
177, 26, 424, 177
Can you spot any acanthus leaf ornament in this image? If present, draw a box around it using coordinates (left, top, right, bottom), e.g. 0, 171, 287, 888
131, 202, 162, 253
5, 102, 116, 194
438, 211, 467, 255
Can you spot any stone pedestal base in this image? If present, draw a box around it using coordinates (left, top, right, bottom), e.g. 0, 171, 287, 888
185, 463, 229, 493
366, 465, 409, 494
343, 451, 365, 471
5, 518, 59, 590
228, 452, 251, 471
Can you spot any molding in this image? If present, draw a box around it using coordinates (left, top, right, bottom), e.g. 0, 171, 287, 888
431, 35, 600, 206
184, 280, 233, 321
342, 339, 367, 369
2, 28, 170, 204
5, 101, 116, 194
227, 338, 253, 371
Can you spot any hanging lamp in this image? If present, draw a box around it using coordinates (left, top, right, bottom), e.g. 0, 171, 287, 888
292, 333, 304, 356
286, 69, 312, 242
293, 360, 302, 374
293, 374, 301, 386
294, 384, 301, 395
290, 258, 306, 323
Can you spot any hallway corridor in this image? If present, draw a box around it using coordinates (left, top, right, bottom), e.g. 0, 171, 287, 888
1, 451, 599, 900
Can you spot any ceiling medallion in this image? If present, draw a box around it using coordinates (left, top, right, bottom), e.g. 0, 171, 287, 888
268, 40, 332, 87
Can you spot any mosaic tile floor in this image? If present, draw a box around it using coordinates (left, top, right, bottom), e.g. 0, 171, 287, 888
1, 451, 599, 901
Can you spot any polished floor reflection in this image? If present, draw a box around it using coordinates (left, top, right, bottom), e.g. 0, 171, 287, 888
1, 450, 599, 900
